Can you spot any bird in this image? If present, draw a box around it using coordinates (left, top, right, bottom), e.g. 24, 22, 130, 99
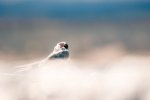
14, 42, 69, 73
48, 41, 69, 60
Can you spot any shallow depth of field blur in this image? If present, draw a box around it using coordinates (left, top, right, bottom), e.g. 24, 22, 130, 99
0, 0, 150, 100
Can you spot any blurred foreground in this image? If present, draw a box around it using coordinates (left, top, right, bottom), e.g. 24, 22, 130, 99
0, 55, 150, 100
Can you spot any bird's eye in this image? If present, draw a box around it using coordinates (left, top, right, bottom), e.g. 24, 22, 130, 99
64, 44, 68, 49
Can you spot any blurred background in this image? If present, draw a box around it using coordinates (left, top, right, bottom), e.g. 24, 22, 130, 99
0, 0, 150, 64
0, 1, 150, 100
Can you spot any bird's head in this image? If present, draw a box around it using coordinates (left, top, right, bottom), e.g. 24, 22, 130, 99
58, 42, 68, 49
54, 42, 68, 52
